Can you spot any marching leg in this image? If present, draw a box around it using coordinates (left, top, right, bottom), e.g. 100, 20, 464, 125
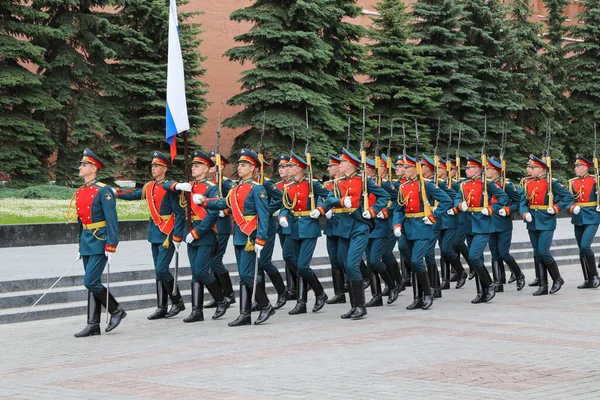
307, 273, 328, 312
228, 285, 252, 326
341, 280, 356, 319
326, 269, 347, 304
205, 279, 230, 319
147, 280, 168, 320
268, 270, 290, 310
365, 270, 383, 307
289, 277, 308, 315
350, 280, 367, 319
406, 272, 423, 310
102, 288, 126, 332
254, 278, 275, 325
417, 271, 434, 310
183, 282, 205, 323
546, 261, 564, 294
204, 272, 219, 308
74, 291, 101, 338
532, 262, 548, 296
380, 267, 399, 305
164, 279, 185, 318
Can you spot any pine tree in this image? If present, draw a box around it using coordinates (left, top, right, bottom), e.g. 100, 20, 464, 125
565, 0, 600, 164
364, 0, 440, 156
112, 0, 208, 184
411, 0, 483, 155
31, 0, 136, 185
460, 0, 524, 168
0, 1, 60, 185
224, 0, 348, 173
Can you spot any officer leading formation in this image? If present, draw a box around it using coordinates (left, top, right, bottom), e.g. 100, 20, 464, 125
68, 118, 600, 337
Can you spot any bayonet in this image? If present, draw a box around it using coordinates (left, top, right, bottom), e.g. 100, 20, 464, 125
375, 115, 381, 186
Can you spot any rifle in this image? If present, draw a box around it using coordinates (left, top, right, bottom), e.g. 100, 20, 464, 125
545, 119, 554, 207
258, 111, 266, 184
595, 122, 599, 208
500, 122, 507, 191
456, 125, 462, 182
402, 121, 407, 165
346, 116, 351, 150
434, 117, 440, 186
216, 113, 223, 196
291, 119, 295, 154
482, 115, 488, 208
361, 107, 369, 210
415, 119, 432, 215
305, 109, 315, 211
446, 126, 452, 187
375, 115, 382, 186
387, 119, 394, 180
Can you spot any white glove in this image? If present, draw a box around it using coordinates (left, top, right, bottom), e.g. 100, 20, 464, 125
524, 212, 532, 222
460, 201, 468, 212
394, 227, 402, 237
254, 243, 264, 254
597, 206, 600, 213
104, 251, 112, 262
185, 233, 195, 244
498, 208, 507, 217
343, 197, 352, 208
447, 208, 456, 216
572, 206, 581, 215
75, 252, 81, 261
481, 208, 490, 216
192, 193, 205, 205
422, 216, 433, 225
309, 209, 321, 219
279, 217, 289, 228
325, 209, 333, 219
272, 209, 281, 218
362, 210, 372, 219
219, 210, 226, 218
547, 207, 556, 215
175, 182, 192, 192
377, 211, 386, 219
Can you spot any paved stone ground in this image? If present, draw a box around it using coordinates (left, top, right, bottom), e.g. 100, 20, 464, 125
2, 262, 600, 399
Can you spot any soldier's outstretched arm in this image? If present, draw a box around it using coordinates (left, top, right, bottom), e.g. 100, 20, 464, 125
487, 181, 509, 213
426, 181, 451, 218
366, 179, 390, 214
552, 179, 575, 212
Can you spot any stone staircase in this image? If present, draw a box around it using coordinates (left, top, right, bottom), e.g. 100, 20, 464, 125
1, 237, 594, 324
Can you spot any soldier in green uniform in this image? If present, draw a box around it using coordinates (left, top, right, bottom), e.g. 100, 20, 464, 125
70, 149, 126, 337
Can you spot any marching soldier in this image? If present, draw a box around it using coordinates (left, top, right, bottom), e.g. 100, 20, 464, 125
116, 151, 186, 319
568, 154, 600, 288
176, 150, 230, 322
485, 157, 526, 291
448, 156, 509, 303
432, 157, 467, 290
197, 149, 274, 326
70, 149, 126, 337
520, 154, 574, 295
327, 149, 390, 319
279, 152, 330, 314
393, 155, 451, 310
275, 154, 299, 300
205, 151, 236, 307
253, 159, 289, 310
323, 154, 347, 304
364, 157, 400, 307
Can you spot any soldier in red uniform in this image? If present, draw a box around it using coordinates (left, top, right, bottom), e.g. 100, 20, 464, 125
70, 149, 126, 337
568, 154, 600, 288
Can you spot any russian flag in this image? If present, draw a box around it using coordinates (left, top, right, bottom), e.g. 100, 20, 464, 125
166, 0, 190, 161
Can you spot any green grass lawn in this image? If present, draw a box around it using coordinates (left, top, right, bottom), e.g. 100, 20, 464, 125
0, 198, 149, 224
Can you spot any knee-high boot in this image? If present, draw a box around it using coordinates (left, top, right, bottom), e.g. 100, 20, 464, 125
228, 285, 252, 326
532, 262, 548, 296
75, 291, 102, 337
326, 269, 347, 304
147, 280, 168, 320
365, 270, 383, 307
267, 270, 289, 309
184, 282, 204, 322
289, 277, 308, 315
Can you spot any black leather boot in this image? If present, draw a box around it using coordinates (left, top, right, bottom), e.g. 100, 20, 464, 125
406, 272, 422, 310
504, 257, 524, 290
589, 255, 600, 288
478, 268, 496, 303
326, 269, 347, 304
440, 256, 450, 290
546, 261, 564, 294
164, 279, 185, 318
254, 280, 275, 325
365, 270, 383, 307
350, 280, 367, 319
289, 277, 308, 315
471, 271, 484, 304
219, 271, 236, 305
450, 256, 467, 289
492, 261, 503, 293
206, 279, 229, 319
183, 282, 204, 323
388, 259, 404, 293
532, 262, 548, 296
268, 270, 289, 309
286, 262, 298, 300
508, 273, 517, 284
341, 280, 356, 319
380, 267, 399, 305
98, 288, 126, 332
529, 259, 540, 287
308, 273, 328, 312
228, 285, 252, 326
499, 259, 507, 285
401, 258, 412, 286
417, 271, 434, 310
360, 259, 370, 289
147, 280, 168, 320
75, 291, 101, 337
578, 256, 591, 289
204, 273, 219, 308
428, 262, 442, 298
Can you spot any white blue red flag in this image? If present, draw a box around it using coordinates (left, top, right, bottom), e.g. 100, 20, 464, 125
166, 0, 189, 161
